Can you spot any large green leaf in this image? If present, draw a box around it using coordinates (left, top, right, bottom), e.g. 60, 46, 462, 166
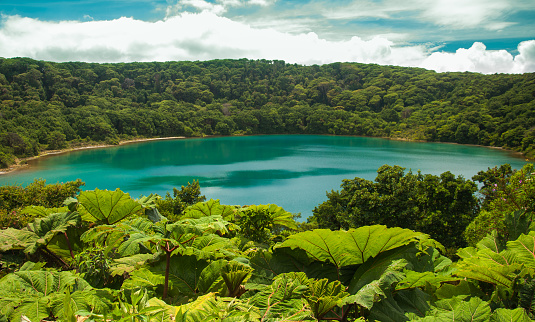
122, 268, 166, 290
110, 253, 159, 276
249, 249, 288, 280
241, 204, 298, 230
136, 194, 161, 209
53, 289, 114, 321
10, 296, 52, 322
169, 293, 261, 322
25, 211, 81, 254
344, 259, 406, 310
19, 261, 47, 271
395, 289, 431, 318
21, 205, 69, 217
0, 270, 96, 322
147, 257, 252, 298
111, 220, 204, 257
410, 296, 492, 322
183, 199, 236, 220
266, 204, 298, 229
0, 228, 38, 252
368, 288, 431, 321
306, 278, 349, 320
434, 280, 483, 300
348, 248, 411, 294
274, 228, 351, 282
396, 271, 461, 291
456, 240, 522, 290
250, 248, 310, 278
81, 217, 155, 255
508, 231, 535, 268
220, 260, 253, 297
61, 290, 76, 322
456, 256, 522, 289
46, 226, 85, 263
151, 255, 209, 297
0, 293, 20, 320
78, 188, 142, 224
248, 272, 311, 321
80, 223, 118, 244
117, 232, 164, 257
277, 226, 431, 281
436, 296, 492, 321
404, 247, 453, 275
477, 231, 505, 254
165, 222, 204, 245
172, 293, 221, 322
177, 215, 236, 236
491, 308, 532, 322
249, 246, 351, 286
184, 233, 236, 259
0, 270, 90, 295
197, 260, 227, 295
280, 226, 431, 265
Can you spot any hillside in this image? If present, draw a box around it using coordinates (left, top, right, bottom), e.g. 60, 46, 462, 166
1, 57, 534, 167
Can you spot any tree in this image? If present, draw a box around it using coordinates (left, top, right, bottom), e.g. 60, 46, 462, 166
311, 165, 479, 250
0, 179, 85, 229
465, 163, 535, 245
47, 130, 67, 150
156, 181, 206, 220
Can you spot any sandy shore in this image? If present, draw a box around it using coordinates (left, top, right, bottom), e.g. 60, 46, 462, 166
0, 136, 185, 175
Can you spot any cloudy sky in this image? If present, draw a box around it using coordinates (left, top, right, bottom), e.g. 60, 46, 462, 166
0, 0, 534, 74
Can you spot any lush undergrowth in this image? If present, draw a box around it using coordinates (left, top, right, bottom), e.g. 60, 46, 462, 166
0, 163, 534, 321
1, 58, 535, 168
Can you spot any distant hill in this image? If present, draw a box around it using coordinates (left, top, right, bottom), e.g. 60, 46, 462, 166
0, 57, 534, 167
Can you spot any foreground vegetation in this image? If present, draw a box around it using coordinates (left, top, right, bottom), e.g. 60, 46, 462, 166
0, 163, 534, 321
1, 57, 535, 168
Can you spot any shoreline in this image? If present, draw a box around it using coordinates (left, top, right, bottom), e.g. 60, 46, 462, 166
0, 136, 186, 175
382, 136, 531, 161
0, 134, 531, 176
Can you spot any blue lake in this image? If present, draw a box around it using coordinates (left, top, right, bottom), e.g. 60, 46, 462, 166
0, 135, 529, 219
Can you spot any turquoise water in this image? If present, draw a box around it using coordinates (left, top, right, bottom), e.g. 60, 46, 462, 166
0, 135, 529, 219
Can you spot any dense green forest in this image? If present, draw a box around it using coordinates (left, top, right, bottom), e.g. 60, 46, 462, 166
1, 57, 534, 168
0, 162, 534, 321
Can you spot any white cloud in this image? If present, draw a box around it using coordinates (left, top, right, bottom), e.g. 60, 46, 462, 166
247, 0, 275, 6
165, 0, 276, 17
420, 42, 513, 73
322, 0, 406, 20
0, 14, 533, 74
167, 0, 226, 16
0, 14, 423, 65
513, 40, 535, 74
419, 42, 535, 74
321, 0, 531, 33
420, 0, 512, 30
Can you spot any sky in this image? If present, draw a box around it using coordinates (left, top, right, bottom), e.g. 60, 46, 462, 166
0, 0, 534, 74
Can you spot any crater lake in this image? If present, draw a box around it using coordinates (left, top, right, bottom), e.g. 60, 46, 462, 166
0, 135, 529, 219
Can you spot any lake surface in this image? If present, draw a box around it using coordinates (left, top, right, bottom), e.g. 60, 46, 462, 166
0, 135, 529, 219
